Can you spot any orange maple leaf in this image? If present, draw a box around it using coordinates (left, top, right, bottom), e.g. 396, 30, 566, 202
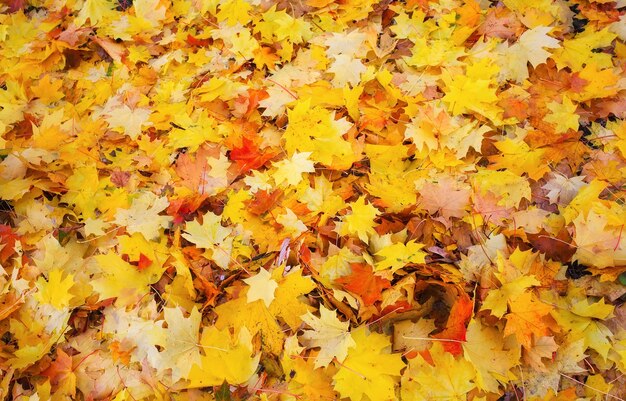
433, 293, 473, 355
336, 263, 391, 306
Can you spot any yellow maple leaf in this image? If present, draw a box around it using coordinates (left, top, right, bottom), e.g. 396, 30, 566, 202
333, 326, 404, 401
244, 268, 278, 307
182, 211, 234, 269
62, 164, 101, 219
300, 305, 356, 368
92, 252, 165, 306
490, 138, 550, 180
570, 63, 620, 102
472, 169, 531, 209
160, 306, 202, 381
374, 240, 427, 274
481, 274, 540, 318
104, 105, 152, 140
402, 342, 476, 401
133, 0, 167, 27
392, 318, 436, 353
463, 319, 519, 393
283, 99, 356, 169
560, 179, 607, 224
441, 60, 500, 118
187, 326, 260, 387
301, 175, 346, 226
549, 291, 614, 359
364, 144, 422, 212
216, 0, 252, 26
544, 96, 579, 134
503, 292, 553, 349
573, 210, 626, 268
481, 253, 540, 318
497, 26, 560, 82
269, 266, 315, 330
276, 208, 308, 237
271, 152, 316, 187
442, 73, 498, 116
75, 0, 118, 26
214, 293, 284, 355
286, 356, 338, 401
35, 269, 75, 309
0, 177, 35, 201
338, 197, 380, 244
552, 28, 617, 71
114, 192, 172, 240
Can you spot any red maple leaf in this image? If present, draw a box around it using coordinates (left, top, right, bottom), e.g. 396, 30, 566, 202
336, 263, 391, 306
0, 225, 19, 264
432, 294, 473, 355
229, 136, 277, 173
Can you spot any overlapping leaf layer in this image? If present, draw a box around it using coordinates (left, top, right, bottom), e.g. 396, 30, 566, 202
1, 0, 626, 400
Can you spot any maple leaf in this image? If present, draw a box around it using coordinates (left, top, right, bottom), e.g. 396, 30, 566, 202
102, 305, 166, 368
524, 336, 558, 371
442, 73, 498, 116
301, 175, 345, 225
75, 0, 117, 26
62, 164, 101, 219
549, 291, 615, 360
318, 245, 363, 286
481, 273, 540, 318
160, 306, 203, 381
544, 96, 579, 134
504, 292, 553, 349
283, 100, 356, 169
364, 144, 421, 212
276, 208, 308, 238
285, 356, 338, 401
244, 268, 278, 307
0, 224, 20, 263
336, 263, 390, 306
104, 105, 152, 139
471, 169, 532, 209
271, 152, 316, 187
332, 326, 404, 401
92, 252, 165, 306
498, 26, 560, 82
392, 318, 436, 354
300, 305, 355, 368
133, 0, 167, 27
269, 266, 316, 329
374, 240, 427, 274
463, 319, 519, 393
402, 342, 476, 401
35, 269, 75, 309
417, 177, 471, 219
542, 174, 587, 205
433, 293, 473, 356
573, 209, 626, 268
186, 326, 260, 387
552, 28, 617, 71
328, 55, 367, 87
441, 60, 501, 118
42, 348, 76, 395
113, 192, 172, 240
214, 294, 285, 355
229, 136, 277, 173
338, 197, 380, 244
489, 138, 550, 180
182, 211, 234, 269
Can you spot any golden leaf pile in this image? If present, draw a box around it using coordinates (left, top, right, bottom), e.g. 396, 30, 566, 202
1, 0, 626, 400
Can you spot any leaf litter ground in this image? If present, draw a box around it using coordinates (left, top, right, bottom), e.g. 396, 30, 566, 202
1, 0, 626, 400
